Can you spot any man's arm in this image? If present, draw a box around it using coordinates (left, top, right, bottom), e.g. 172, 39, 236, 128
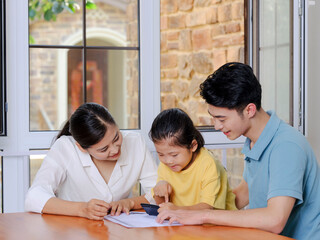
157, 196, 295, 234
232, 179, 249, 209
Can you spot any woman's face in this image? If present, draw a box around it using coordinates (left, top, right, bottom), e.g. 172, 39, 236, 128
85, 124, 123, 161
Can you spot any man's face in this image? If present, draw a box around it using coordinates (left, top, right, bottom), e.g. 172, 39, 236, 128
207, 104, 250, 140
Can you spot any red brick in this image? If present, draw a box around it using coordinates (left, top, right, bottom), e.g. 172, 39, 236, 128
168, 14, 186, 29
192, 28, 212, 50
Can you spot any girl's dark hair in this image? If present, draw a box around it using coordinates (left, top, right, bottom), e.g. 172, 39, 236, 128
56, 103, 116, 149
200, 62, 262, 113
149, 108, 204, 152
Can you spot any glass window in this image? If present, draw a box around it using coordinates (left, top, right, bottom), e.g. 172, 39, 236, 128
29, 0, 140, 131
29, 154, 46, 186
160, 0, 245, 127
0, 0, 6, 136
257, 0, 291, 124
208, 147, 244, 189
0, 156, 2, 213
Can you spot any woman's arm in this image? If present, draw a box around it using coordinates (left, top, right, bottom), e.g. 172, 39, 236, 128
43, 197, 110, 220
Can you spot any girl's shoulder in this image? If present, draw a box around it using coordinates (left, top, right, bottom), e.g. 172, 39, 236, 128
197, 147, 220, 168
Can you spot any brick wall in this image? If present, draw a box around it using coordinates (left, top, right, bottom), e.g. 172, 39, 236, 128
160, 0, 245, 188
160, 0, 245, 126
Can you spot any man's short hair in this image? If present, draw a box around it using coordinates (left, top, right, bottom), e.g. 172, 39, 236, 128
200, 62, 262, 112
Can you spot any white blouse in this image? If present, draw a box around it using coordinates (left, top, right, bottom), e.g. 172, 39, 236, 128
25, 132, 158, 213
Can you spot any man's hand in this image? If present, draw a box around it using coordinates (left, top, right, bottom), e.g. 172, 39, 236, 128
156, 209, 208, 225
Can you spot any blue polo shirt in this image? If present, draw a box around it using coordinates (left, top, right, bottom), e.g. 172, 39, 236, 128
242, 111, 320, 240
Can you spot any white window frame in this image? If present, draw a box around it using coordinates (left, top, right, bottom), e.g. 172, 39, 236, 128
0, 0, 306, 213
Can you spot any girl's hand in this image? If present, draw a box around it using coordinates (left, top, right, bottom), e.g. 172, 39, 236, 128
108, 199, 135, 216
158, 202, 178, 212
80, 199, 110, 220
153, 180, 172, 203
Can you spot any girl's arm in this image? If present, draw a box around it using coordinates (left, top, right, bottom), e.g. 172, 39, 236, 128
43, 197, 110, 220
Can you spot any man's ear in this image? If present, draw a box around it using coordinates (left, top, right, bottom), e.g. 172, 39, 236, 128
75, 142, 87, 153
191, 139, 198, 153
244, 103, 257, 118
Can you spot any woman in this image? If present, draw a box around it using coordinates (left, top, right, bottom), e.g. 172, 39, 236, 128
25, 103, 158, 220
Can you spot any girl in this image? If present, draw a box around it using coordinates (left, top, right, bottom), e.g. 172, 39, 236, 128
149, 108, 237, 212
25, 103, 157, 220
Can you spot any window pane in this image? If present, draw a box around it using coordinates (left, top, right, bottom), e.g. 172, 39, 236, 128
29, 0, 83, 46
0, 156, 2, 212
259, 0, 291, 124
209, 148, 244, 189
29, 1, 140, 131
0, 0, 5, 136
30, 155, 46, 186
85, 49, 139, 129
86, 0, 139, 47
30, 48, 76, 131
160, 0, 245, 126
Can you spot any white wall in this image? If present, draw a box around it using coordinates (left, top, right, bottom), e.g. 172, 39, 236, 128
307, 2, 320, 163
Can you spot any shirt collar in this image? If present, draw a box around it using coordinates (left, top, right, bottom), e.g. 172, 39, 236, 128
242, 110, 281, 161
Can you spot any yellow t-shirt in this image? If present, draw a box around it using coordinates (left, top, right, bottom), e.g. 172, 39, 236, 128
154, 147, 237, 210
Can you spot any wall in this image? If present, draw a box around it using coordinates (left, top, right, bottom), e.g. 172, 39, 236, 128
160, 0, 245, 126
307, 3, 320, 163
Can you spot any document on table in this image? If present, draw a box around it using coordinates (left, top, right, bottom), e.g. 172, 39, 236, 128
104, 212, 182, 228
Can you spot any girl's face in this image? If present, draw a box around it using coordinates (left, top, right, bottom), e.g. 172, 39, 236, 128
154, 137, 198, 172
82, 124, 123, 161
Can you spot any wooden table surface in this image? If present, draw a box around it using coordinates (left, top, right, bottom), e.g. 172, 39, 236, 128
0, 212, 294, 240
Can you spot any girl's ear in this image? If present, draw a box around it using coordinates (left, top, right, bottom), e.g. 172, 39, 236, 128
191, 139, 198, 152
75, 142, 87, 153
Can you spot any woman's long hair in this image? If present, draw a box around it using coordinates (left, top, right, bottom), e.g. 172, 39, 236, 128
56, 103, 116, 149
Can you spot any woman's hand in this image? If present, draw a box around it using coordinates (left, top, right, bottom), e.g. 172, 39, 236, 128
153, 180, 172, 203
80, 199, 110, 220
108, 199, 135, 216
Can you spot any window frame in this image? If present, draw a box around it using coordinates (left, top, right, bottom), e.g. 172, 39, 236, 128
0, 0, 6, 137
0, 0, 307, 213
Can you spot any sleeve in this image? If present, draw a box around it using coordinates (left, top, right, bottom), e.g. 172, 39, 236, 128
268, 141, 306, 205
24, 139, 68, 213
199, 159, 222, 208
136, 135, 158, 204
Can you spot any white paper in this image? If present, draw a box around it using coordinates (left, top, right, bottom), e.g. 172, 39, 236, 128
104, 212, 182, 228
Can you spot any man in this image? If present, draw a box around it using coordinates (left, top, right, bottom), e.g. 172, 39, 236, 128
157, 62, 320, 240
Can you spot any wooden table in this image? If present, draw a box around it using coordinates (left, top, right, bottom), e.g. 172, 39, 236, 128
0, 212, 294, 240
